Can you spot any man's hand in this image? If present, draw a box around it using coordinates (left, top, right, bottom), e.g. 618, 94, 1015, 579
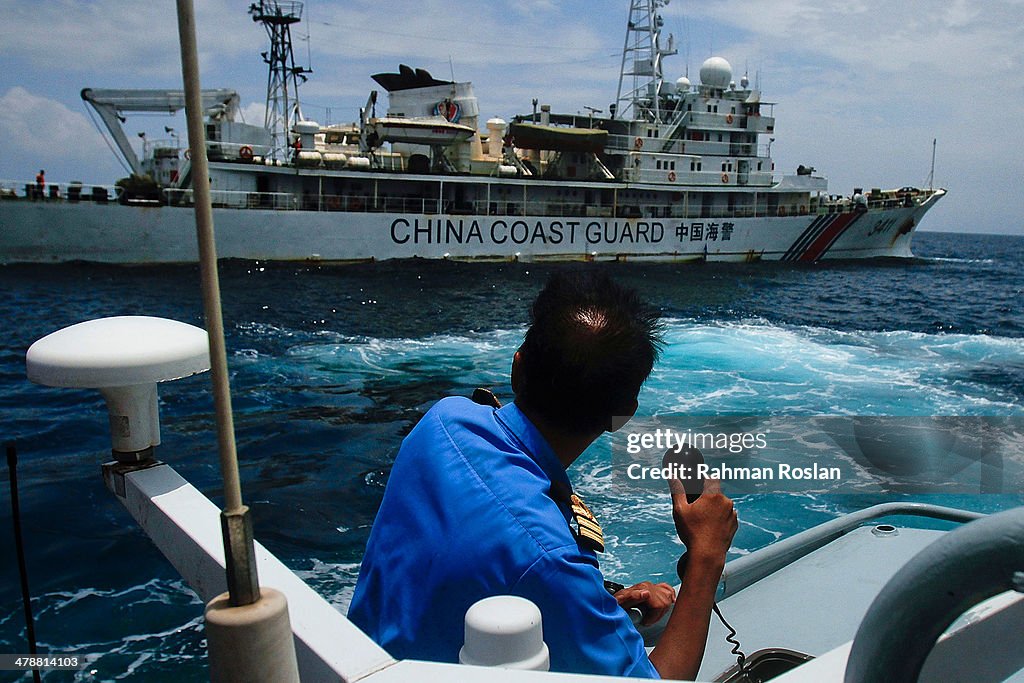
613, 581, 676, 626
671, 476, 737, 565
648, 475, 738, 680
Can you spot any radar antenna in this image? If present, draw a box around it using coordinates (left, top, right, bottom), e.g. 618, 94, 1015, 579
249, 1, 311, 161
614, 0, 677, 123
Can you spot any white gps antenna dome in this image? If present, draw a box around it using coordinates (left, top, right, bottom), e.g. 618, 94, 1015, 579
460, 595, 550, 671
700, 56, 733, 89
676, 76, 692, 92
27, 316, 210, 458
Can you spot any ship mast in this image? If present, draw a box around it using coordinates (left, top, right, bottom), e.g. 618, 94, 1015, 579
927, 138, 937, 191
614, 0, 677, 123
249, 1, 311, 161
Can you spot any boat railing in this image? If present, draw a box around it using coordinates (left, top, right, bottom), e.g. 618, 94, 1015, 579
621, 167, 775, 187
607, 134, 688, 155
814, 188, 942, 214
155, 188, 826, 220
0, 178, 122, 203
6, 181, 935, 220
207, 140, 274, 162
163, 188, 297, 210
861, 188, 939, 211
363, 195, 441, 214
605, 134, 761, 158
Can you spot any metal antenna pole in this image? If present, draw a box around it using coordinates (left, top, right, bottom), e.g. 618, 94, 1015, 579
6, 443, 41, 683
175, 0, 258, 609
929, 138, 937, 191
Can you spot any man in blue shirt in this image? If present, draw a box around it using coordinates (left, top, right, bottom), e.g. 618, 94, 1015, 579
349, 272, 737, 679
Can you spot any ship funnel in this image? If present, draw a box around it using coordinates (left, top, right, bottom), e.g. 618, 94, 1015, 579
26, 316, 210, 460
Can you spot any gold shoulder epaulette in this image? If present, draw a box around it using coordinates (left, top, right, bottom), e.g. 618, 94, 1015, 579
549, 481, 605, 553
569, 492, 605, 553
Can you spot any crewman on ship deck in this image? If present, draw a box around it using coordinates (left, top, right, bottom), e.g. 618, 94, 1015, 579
349, 271, 737, 680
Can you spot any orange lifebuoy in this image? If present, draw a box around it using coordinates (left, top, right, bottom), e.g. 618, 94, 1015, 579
634, 137, 644, 150
668, 171, 676, 182
721, 172, 729, 183
239, 145, 254, 161
184, 148, 191, 160
726, 114, 734, 124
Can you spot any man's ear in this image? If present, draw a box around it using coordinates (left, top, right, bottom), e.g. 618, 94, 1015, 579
511, 350, 523, 394
607, 397, 639, 433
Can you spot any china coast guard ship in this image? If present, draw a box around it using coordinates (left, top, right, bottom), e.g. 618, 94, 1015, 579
0, 0, 944, 264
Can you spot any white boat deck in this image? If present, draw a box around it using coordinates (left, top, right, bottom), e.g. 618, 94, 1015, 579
699, 525, 941, 677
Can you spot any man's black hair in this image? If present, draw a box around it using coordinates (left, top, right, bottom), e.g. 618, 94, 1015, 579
517, 271, 663, 435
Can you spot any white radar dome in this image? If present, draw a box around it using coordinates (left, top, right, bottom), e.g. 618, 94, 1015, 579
676, 76, 691, 92
700, 57, 733, 89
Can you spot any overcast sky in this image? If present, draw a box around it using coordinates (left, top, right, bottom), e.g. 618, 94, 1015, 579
1, 0, 1021, 234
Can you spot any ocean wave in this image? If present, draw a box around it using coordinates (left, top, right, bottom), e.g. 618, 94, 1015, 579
649, 319, 1024, 415
925, 257, 996, 265
239, 317, 1023, 416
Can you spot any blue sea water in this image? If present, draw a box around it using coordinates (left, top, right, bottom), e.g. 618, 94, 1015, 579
1, 231, 1022, 681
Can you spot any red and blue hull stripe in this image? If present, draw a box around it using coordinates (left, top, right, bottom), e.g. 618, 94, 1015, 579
782, 212, 864, 262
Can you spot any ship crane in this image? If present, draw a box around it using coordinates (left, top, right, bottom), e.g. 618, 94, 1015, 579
81, 88, 240, 177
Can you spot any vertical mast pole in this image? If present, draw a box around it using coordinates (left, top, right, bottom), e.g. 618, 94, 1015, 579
929, 138, 936, 192
176, 0, 258, 608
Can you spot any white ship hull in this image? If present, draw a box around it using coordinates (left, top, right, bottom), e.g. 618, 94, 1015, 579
0, 192, 942, 265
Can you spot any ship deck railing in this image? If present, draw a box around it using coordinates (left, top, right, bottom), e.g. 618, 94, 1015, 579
2, 180, 936, 218
605, 133, 770, 158
621, 168, 775, 187
161, 188, 798, 219
164, 187, 298, 210
0, 178, 122, 203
